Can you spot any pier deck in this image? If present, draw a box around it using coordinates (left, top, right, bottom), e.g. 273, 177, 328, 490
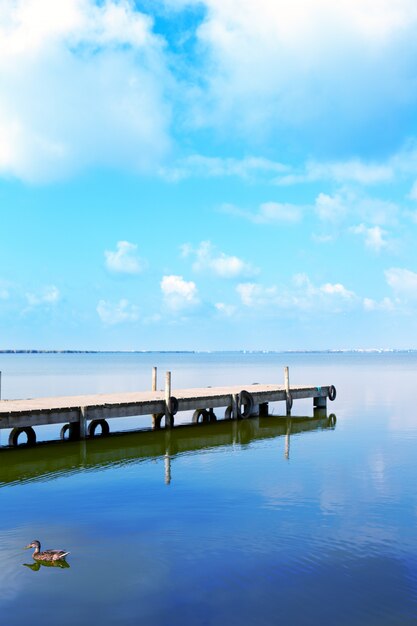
0, 378, 336, 447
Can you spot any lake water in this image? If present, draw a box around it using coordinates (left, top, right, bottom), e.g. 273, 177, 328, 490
1, 352, 417, 625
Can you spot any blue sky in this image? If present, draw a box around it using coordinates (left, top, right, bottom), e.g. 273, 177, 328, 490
2, 0, 417, 350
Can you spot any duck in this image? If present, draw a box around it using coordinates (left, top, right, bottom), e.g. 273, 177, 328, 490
24, 540, 70, 562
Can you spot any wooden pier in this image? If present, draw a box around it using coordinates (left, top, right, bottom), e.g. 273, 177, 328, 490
0, 367, 336, 448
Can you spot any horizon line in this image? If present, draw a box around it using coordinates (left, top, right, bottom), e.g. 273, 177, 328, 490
1, 349, 417, 355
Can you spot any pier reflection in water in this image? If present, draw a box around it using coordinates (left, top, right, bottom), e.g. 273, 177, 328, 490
0, 412, 336, 488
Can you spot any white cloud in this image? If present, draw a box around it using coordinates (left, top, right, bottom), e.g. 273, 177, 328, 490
178, 0, 417, 151
215, 302, 236, 316
26, 285, 60, 306
164, 143, 417, 187
236, 283, 278, 308
162, 148, 417, 187
320, 283, 355, 298
385, 268, 417, 299
182, 240, 257, 278
160, 154, 288, 181
105, 241, 145, 274
160, 274, 199, 310
236, 274, 356, 313
96, 298, 139, 325
361, 268, 417, 314
351, 224, 388, 252
363, 297, 396, 311
315, 193, 346, 222
223, 201, 303, 224
257, 202, 301, 223
4, 1, 417, 183
312, 233, 335, 244
316, 188, 399, 226
0, 0, 171, 182
277, 159, 394, 186
355, 198, 399, 226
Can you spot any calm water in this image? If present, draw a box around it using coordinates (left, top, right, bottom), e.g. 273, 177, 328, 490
1, 352, 417, 625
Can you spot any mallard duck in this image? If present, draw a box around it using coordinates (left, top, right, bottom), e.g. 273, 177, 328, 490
24, 540, 69, 562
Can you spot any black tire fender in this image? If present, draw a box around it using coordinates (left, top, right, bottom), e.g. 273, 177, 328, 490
88, 419, 110, 437
192, 408, 209, 423
238, 390, 254, 418
328, 385, 337, 401
169, 396, 179, 415
225, 406, 233, 419
60, 422, 80, 441
8, 426, 36, 447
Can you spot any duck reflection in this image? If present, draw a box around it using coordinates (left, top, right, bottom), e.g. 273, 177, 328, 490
23, 560, 70, 571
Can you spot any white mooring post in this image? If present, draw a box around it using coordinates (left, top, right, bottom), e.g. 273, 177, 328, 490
284, 366, 289, 392
232, 393, 239, 420
79, 406, 87, 439
0, 370, 2, 400
284, 366, 291, 415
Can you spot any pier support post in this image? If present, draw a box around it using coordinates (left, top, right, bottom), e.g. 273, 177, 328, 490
79, 406, 88, 439
152, 366, 158, 429
165, 371, 174, 429
284, 366, 292, 415
251, 403, 260, 417
232, 393, 239, 420
259, 402, 269, 417
208, 408, 217, 422
314, 396, 327, 409
0, 370, 2, 400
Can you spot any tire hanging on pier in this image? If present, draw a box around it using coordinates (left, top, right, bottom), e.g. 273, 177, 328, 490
169, 396, 179, 415
88, 419, 110, 437
328, 385, 337, 401
224, 405, 233, 420
153, 412, 164, 430
192, 408, 210, 423
8, 426, 36, 447
238, 390, 254, 419
60, 422, 80, 441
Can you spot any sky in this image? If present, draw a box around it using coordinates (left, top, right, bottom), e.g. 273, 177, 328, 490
2, 0, 417, 351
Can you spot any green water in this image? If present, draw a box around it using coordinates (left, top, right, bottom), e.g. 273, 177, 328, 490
1, 352, 417, 625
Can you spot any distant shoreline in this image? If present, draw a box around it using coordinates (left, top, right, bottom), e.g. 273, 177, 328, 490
1, 349, 416, 355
